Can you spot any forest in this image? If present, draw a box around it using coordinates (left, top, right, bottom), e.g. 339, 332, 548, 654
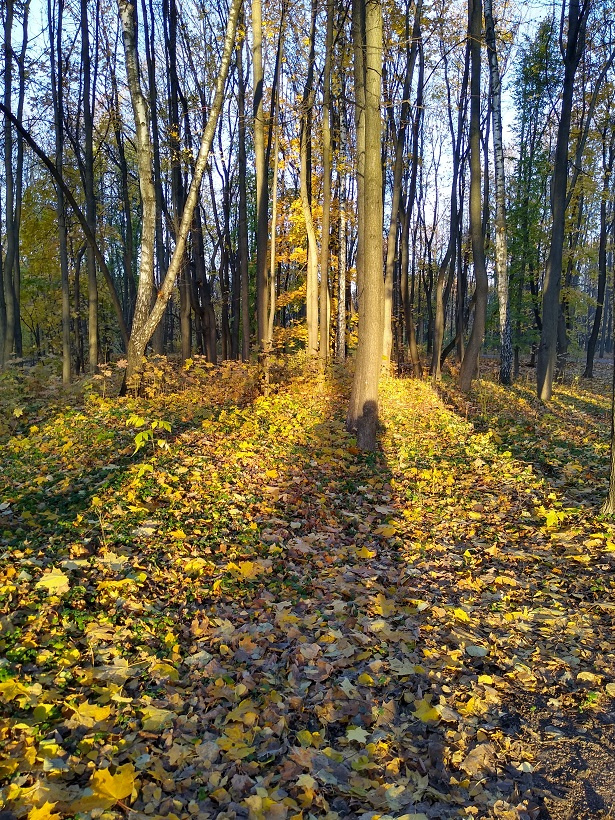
2, 0, 615, 817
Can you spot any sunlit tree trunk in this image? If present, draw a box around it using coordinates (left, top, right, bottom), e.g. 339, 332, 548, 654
300, 0, 319, 356
347, 0, 384, 451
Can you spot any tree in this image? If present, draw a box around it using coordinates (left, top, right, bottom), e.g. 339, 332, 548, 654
536, 0, 590, 401
458, 0, 488, 393
2, 0, 30, 363
484, 0, 512, 385
48, 0, 71, 383
346, 0, 384, 451
584, 101, 614, 379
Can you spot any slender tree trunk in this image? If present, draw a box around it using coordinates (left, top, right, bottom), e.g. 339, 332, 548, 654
484, 0, 512, 385
252, 0, 269, 349
603, 270, 615, 514
143, 0, 166, 356
537, 0, 589, 400
268, 119, 280, 347
431, 24, 468, 381
81, 0, 99, 371
237, 29, 251, 360
336, 96, 347, 363
299, 0, 319, 356
458, 0, 488, 393
3, 0, 16, 361
319, 0, 334, 365
347, 0, 384, 451
382, 0, 421, 370
584, 124, 614, 379
49, 0, 71, 383
9, 0, 28, 359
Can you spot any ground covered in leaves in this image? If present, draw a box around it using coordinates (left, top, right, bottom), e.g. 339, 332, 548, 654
1, 357, 615, 820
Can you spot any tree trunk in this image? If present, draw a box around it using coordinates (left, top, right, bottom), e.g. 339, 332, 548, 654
458, 0, 488, 393
81, 0, 98, 372
537, 0, 589, 401
320, 0, 334, 365
484, 0, 512, 385
584, 122, 614, 379
299, 0, 319, 357
3, 0, 16, 362
346, 0, 384, 451
252, 0, 268, 349
237, 28, 251, 360
336, 92, 347, 363
49, 0, 71, 383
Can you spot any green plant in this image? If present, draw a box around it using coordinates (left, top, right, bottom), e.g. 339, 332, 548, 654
125, 414, 172, 455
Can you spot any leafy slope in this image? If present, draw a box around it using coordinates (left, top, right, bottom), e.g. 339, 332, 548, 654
1, 363, 614, 820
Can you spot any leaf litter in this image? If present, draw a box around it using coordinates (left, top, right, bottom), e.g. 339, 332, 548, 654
0, 360, 614, 819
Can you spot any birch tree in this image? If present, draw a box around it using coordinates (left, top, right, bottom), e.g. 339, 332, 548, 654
118, 0, 243, 387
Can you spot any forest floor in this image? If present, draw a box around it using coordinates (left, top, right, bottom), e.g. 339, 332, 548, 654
1, 354, 615, 820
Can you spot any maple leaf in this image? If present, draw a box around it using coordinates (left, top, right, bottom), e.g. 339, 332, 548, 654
346, 726, 370, 744
27, 802, 61, 820
67, 701, 112, 727
35, 568, 70, 595
72, 763, 136, 811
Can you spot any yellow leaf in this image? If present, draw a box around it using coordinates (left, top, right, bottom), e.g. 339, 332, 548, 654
453, 607, 471, 623
494, 575, 517, 587
92, 763, 135, 801
28, 802, 61, 820
185, 557, 208, 577
296, 729, 314, 747
356, 545, 376, 559
0, 678, 30, 704
73, 763, 136, 812
141, 706, 174, 731
265, 469, 279, 479
68, 701, 112, 727
0, 759, 19, 778
35, 568, 70, 595
412, 697, 441, 723
169, 529, 186, 540
374, 523, 397, 537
